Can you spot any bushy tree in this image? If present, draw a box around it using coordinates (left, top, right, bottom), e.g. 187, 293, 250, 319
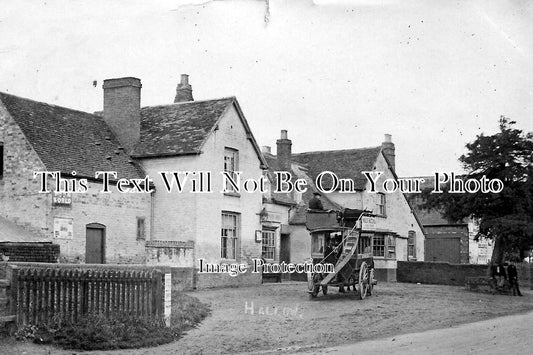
421, 117, 533, 263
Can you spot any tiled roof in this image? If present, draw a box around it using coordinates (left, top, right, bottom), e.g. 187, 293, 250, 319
292, 147, 382, 191
132, 98, 235, 157
0, 92, 144, 180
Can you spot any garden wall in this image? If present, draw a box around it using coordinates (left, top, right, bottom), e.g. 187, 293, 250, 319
397, 261, 532, 288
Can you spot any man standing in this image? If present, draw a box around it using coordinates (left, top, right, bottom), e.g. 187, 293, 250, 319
506, 262, 523, 296
308, 192, 324, 210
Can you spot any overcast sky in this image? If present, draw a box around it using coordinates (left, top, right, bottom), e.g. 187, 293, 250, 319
1, 0, 532, 176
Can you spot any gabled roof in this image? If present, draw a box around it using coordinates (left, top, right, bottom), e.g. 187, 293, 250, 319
292, 147, 382, 191
0, 92, 144, 180
132, 97, 268, 168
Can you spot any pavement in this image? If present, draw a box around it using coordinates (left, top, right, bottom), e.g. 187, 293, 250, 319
297, 289, 533, 355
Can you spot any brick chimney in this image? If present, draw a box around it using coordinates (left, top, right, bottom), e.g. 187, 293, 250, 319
102, 77, 141, 152
381, 133, 396, 172
174, 74, 194, 103
276, 130, 292, 172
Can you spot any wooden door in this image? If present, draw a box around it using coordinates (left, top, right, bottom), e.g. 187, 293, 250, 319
425, 237, 460, 263
86, 226, 105, 264
280, 234, 290, 280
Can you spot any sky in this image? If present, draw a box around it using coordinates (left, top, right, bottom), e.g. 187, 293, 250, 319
1, 0, 532, 176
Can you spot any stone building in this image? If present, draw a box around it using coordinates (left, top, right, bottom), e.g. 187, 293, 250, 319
0, 91, 151, 264
263, 131, 426, 282
0, 75, 267, 288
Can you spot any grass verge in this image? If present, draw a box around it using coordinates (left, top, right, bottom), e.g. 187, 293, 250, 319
14, 292, 210, 350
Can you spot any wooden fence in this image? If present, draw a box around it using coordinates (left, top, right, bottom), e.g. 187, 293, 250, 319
7, 265, 164, 326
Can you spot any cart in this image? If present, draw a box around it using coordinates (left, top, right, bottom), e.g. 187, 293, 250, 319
306, 208, 377, 299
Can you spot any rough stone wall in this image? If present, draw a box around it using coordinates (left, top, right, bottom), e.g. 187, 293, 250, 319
0, 101, 51, 239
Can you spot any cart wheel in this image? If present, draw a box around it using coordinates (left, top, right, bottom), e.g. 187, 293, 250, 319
368, 268, 375, 296
322, 285, 328, 295
359, 261, 369, 300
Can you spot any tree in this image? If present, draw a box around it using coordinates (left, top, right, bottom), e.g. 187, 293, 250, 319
420, 117, 533, 263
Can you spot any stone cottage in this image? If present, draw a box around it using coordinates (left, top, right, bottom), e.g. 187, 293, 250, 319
0, 75, 268, 288
262, 131, 426, 281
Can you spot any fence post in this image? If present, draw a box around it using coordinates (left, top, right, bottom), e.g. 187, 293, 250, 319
7, 265, 19, 330
153, 270, 163, 320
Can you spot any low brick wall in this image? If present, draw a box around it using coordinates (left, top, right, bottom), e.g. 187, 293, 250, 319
398, 261, 488, 286
0, 242, 59, 263
398, 261, 532, 287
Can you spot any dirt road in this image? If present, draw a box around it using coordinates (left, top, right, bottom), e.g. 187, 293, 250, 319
1, 282, 532, 354
298, 309, 533, 354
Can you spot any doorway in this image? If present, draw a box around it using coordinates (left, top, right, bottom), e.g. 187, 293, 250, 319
86, 223, 105, 264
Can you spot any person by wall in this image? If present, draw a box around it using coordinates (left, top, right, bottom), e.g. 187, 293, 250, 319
506, 262, 523, 296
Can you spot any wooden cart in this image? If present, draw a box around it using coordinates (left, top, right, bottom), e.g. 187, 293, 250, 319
306, 209, 377, 299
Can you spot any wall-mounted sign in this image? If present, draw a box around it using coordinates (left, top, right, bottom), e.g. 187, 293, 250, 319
261, 211, 281, 223
359, 216, 376, 231
53, 217, 73, 239
52, 192, 72, 206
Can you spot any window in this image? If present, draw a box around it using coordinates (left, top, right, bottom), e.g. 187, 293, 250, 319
408, 230, 416, 259
221, 212, 239, 259
0, 143, 4, 179
386, 235, 396, 259
358, 233, 372, 254
373, 235, 385, 257
224, 148, 239, 193
262, 229, 275, 260
373, 234, 396, 259
377, 193, 386, 216
311, 233, 325, 256
136, 217, 146, 240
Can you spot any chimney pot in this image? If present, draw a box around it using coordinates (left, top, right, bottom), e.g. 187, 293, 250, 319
175, 73, 194, 103
381, 133, 396, 172
276, 129, 292, 172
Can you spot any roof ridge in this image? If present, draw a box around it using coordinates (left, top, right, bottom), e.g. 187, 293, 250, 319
0, 91, 99, 118
293, 146, 381, 156
141, 96, 235, 109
